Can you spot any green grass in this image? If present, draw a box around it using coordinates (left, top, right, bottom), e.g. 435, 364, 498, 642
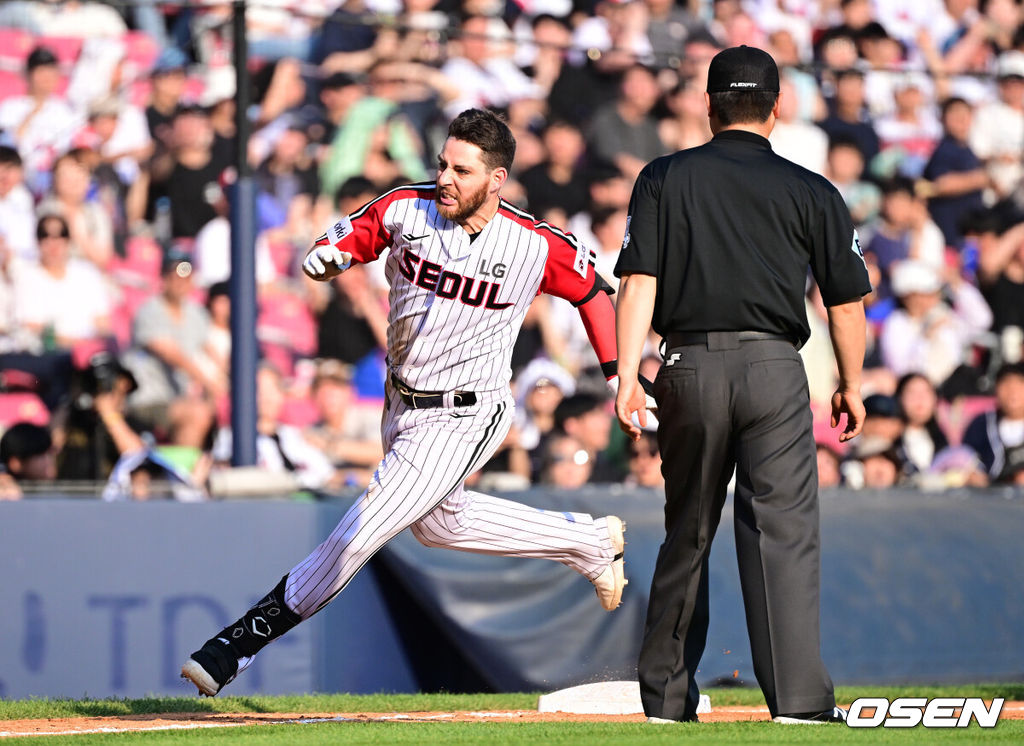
1, 686, 1021, 745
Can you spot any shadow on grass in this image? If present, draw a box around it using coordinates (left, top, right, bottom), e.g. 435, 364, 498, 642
67, 697, 220, 716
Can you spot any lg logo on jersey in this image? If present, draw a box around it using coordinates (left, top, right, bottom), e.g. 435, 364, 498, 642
399, 248, 512, 310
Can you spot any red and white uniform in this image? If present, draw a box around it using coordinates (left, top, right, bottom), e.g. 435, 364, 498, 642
315, 182, 610, 391
284, 184, 619, 618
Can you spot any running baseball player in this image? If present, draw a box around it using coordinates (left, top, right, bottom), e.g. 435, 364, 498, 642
181, 109, 646, 696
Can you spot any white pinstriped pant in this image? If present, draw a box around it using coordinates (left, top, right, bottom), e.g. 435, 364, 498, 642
284, 387, 618, 619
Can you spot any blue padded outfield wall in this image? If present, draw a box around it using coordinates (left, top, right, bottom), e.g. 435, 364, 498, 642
1, 488, 1022, 699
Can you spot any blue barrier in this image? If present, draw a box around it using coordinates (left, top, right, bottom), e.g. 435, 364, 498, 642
0, 488, 1021, 698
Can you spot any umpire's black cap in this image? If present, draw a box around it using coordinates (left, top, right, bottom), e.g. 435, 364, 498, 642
706, 45, 780, 94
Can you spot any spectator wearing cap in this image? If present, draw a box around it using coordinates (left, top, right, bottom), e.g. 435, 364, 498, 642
920, 97, 988, 248
816, 67, 881, 174
37, 149, 114, 269
514, 358, 575, 471
962, 362, 1024, 485
13, 214, 112, 353
78, 96, 154, 191
969, 50, 1024, 200
303, 359, 383, 487
149, 105, 226, 239
0, 422, 56, 496
124, 249, 222, 421
879, 259, 992, 387
0, 46, 75, 191
895, 372, 950, 473
860, 392, 905, 445
0, 146, 37, 262
587, 64, 667, 181
145, 48, 188, 150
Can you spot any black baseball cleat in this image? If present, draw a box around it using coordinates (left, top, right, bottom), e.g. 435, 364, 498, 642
181, 638, 248, 697
773, 706, 849, 724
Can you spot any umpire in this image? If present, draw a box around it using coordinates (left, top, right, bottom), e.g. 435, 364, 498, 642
614, 46, 871, 724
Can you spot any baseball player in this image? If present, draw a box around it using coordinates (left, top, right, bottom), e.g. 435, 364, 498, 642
181, 109, 648, 696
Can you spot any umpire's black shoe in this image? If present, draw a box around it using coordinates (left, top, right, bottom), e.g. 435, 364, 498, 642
181, 638, 248, 697
773, 706, 848, 724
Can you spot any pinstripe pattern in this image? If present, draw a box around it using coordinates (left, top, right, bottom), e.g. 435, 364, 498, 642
246, 186, 618, 632
284, 388, 616, 618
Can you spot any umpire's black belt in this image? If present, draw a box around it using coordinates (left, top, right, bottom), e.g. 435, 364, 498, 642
389, 373, 477, 409
665, 331, 796, 352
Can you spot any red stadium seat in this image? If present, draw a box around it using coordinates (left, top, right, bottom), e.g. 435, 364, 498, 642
121, 31, 160, 74
35, 36, 83, 66
937, 395, 996, 446
0, 27, 34, 66
109, 235, 162, 289
279, 394, 320, 427
257, 291, 318, 358
0, 69, 26, 99
0, 393, 50, 428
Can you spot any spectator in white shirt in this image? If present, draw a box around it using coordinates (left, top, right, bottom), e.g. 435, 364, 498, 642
441, 15, 544, 119
880, 259, 993, 387
970, 50, 1024, 201
13, 214, 112, 351
0, 47, 76, 193
0, 146, 37, 262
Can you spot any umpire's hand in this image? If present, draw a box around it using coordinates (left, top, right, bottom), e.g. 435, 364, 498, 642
830, 388, 865, 442
615, 377, 649, 441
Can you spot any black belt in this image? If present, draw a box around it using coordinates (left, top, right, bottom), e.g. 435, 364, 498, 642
389, 373, 477, 409
665, 331, 796, 350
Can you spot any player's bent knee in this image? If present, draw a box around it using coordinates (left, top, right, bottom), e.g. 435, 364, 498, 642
410, 522, 444, 548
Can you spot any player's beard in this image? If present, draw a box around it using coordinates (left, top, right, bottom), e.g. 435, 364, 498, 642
435, 180, 490, 224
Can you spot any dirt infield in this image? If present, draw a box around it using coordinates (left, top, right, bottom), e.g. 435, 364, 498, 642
2, 703, 1022, 737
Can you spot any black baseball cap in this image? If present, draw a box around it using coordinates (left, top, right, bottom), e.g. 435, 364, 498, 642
706, 45, 780, 94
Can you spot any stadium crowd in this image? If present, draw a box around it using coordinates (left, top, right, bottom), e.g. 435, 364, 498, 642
0, 0, 1022, 500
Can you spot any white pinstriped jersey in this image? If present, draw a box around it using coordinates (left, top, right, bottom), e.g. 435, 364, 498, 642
318, 182, 600, 392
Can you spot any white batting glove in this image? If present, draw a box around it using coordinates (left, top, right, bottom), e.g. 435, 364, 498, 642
302, 244, 352, 280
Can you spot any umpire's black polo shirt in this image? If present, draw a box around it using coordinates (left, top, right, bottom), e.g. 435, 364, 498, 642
614, 130, 871, 347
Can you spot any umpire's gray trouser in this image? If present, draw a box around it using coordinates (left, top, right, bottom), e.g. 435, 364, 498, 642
639, 337, 835, 720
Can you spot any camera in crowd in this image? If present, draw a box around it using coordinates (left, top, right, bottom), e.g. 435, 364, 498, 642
73, 351, 138, 410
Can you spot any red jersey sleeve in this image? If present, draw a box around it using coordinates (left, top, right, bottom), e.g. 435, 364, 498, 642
537, 227, 600, 306
311, 189, 396, 265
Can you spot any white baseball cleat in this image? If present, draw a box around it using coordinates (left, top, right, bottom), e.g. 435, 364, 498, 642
593, 516, 626, 610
